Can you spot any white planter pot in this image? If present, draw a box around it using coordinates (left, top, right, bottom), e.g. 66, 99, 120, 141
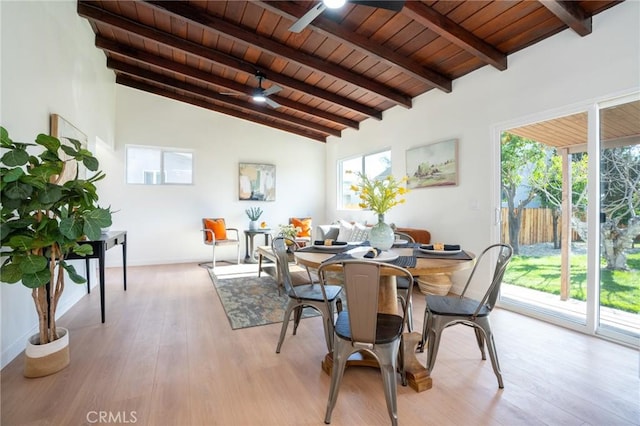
24, 327, 70, 378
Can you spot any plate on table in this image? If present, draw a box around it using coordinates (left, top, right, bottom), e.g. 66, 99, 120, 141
418, 247, 462, 255
349, 247, 399, 262
393, 240, 409, 245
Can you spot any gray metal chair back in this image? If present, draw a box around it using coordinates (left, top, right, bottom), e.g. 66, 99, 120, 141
318, 260, 414, 426
393, 231, 416, 332
420, 243, 513, 388
271, 237, 343, 354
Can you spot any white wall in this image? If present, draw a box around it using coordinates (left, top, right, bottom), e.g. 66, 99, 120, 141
1, 1, 117, 367
2, 0, 637, 368
325, 1, 640, 294
97, 86, 327, 267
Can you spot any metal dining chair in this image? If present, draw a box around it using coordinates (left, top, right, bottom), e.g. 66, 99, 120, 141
394, 231, 416, 332
318, 260, 414, 426
272, 237, 343, 354
419, 243, 513, 388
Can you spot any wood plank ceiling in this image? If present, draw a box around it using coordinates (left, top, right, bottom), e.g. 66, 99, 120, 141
78, 0, 624, 143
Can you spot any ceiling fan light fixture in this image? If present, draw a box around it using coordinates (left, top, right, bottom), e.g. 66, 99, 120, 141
252, 93, 266, 102
323, 0, 346, 9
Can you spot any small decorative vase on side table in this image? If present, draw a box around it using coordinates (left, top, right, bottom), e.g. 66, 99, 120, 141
369, 214, 394, 251
249, 220, 258, 231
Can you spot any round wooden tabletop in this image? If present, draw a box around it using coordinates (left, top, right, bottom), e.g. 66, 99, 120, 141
294, 246, 475, 275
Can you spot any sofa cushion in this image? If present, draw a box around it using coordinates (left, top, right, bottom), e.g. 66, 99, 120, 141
290, 217, 312, 238
350, 222, 370, 242
204, 218, 227, 242
337, 220, 354, 242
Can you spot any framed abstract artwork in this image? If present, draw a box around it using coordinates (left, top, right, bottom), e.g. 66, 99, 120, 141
50, 114, 88, 184
406, 139, 459, 189
239, 162, 276, 201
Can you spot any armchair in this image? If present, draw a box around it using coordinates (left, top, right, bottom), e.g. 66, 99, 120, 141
200, 218, 240, 269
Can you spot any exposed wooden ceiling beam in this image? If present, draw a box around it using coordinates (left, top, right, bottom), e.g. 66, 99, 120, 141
95, 37, 358, 130
256, 1, 452, 93
77, 1, 383, 120
108, 59, 341, 138
144, 0, 412, 108
402, 1, 507, 71
539, 0, 592, 36
116, 75, 328, 143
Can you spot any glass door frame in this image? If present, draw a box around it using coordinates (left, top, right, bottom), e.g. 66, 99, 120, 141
491, 90, 639, 348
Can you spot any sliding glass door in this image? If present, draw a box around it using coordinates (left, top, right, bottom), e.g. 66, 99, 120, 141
497, 94, 639, 346
597, 100, 640, 341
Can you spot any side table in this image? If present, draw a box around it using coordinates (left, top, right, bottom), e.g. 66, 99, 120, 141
244, 229, 272, 263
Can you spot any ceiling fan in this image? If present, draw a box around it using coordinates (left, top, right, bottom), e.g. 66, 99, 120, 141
289, 0, 405, 33
222, 72, 282, 108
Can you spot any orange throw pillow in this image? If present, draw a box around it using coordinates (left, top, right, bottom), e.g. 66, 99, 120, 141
204, 219, 227, 242
291, 217, 312, 238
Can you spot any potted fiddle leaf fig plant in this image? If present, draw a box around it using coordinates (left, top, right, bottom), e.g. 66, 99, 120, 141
0, 126, 112, 377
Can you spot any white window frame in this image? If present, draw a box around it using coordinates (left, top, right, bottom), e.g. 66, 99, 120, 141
338, 149, 391, 210
126, 145, 193, 185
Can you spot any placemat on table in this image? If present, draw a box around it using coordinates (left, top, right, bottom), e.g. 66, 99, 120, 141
322, 253, 417, 268
413, 249, 473, 261
298, 245, 351, 254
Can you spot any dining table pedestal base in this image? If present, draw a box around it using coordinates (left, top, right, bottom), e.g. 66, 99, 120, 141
321, 331, 432, 393
402, 331, 432, 392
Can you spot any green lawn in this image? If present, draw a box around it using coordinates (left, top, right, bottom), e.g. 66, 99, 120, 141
504, 251, 640, 314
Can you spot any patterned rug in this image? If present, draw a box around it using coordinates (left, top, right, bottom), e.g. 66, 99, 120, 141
208, 268, 320, 330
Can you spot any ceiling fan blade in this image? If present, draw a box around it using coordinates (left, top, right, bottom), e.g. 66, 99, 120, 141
264, 97, 282, 109
289, 2, 326, 33
351, 0, 405, 12
262, 84, 282, 97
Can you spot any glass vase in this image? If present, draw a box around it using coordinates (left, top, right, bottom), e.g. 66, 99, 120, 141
369, 214, 394, 251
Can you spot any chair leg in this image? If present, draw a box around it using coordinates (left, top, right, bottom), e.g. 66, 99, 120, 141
236, 243, 240, 265
477, 319, 504, 388
473, 327, 487, 360
321, 304, 335, 353
419, 307, 433, 353
293, 306, 303, 335
324, 340, 350, 424
212, 244, 216, 269
397, 294, 412, 332
426, 321, 442, 373
378, 344, 400, 426
276, 301, 296, 353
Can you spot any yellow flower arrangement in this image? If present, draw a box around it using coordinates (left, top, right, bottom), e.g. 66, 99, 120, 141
349, 171, 409, 215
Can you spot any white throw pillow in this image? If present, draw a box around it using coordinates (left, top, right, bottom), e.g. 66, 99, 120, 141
350, 222, 370, 242
336, 219, 354, 242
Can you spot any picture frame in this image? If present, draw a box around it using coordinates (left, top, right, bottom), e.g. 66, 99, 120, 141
406, 139, 458, 189
239, 162, 276, 201
50, 114, 88, 184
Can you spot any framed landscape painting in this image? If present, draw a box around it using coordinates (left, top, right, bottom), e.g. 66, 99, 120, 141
50, 114, 88, 184
406, 139, 458, 189
239, 162, 276, 201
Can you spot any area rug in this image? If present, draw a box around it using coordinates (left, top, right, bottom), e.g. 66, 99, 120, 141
208, 268, 320, 330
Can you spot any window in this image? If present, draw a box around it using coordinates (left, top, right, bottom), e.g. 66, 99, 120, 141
126, 146, 193, 185
339, 149, 391, 209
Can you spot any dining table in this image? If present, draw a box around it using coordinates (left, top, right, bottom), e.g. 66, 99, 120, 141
294, 243, 475, 393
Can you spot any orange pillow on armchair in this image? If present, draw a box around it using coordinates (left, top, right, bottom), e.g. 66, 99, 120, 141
290, 217, 312, 238
204, 218, 228, 242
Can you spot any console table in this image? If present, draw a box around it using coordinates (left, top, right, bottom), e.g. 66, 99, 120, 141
244, 229, 271, 263
66, 230, 127, 323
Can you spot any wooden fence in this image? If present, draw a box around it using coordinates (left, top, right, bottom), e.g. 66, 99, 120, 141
501, 208, 580, 245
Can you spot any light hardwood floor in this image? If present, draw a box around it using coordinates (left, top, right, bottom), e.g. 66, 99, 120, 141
1, 263, 638, 426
